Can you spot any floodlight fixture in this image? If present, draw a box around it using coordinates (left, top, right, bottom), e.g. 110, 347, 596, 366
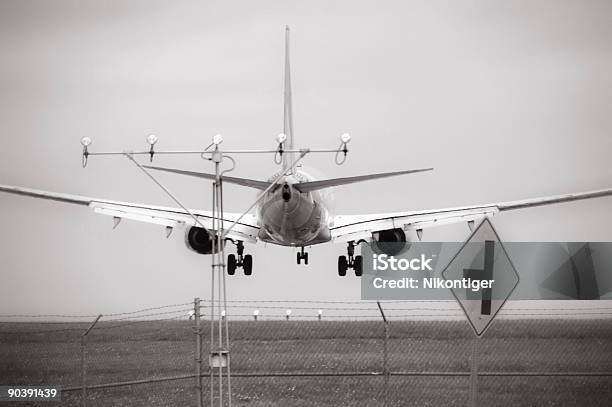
212, 133, 224, 145
276, 133, 287, 144
340, 133, 351, 144
146, 134, 158, 145
80, 137, 92, 147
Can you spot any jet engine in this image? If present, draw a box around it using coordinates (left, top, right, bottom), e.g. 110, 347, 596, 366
371, 228, 409, 256
185, 227, 222, 255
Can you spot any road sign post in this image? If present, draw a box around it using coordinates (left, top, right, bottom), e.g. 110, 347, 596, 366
441, 218, 519, 407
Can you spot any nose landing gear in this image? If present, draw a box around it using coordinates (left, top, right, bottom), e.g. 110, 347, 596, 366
297, 246, 309, 265
227, 240, 253, 276
338, 241, 363, 277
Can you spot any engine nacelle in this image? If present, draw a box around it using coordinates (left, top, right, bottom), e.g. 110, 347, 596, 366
371, 228, 410, 256
185, 227, 222, 255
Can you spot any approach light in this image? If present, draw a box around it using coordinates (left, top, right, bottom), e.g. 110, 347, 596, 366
146, 134, 158, 145
81, 137, 92, 168
253, 309, 260, 316
286, 309, 292, 316
147, 134, 158, 162
276, 133, 287, 144
335, 133, 351, 165
212, 133, 224, 145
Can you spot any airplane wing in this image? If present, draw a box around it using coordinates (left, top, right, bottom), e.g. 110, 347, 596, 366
331, 187, 612, 242
0, 184, 260, 242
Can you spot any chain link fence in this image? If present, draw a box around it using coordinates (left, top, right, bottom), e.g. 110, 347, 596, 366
1, 300, 612, 406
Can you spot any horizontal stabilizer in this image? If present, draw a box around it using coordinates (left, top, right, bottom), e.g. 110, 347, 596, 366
294, 168, 433, 193
144, 166, 271, 190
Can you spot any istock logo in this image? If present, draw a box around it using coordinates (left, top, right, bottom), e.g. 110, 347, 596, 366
373, 254, 434, 271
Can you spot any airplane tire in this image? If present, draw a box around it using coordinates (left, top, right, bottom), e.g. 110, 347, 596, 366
304, 252, 309, 265
243, 254, 253, 276
227, 254, 237, 275
296, 252, 301, 265
338, 255, 348, 277
354, 255, 363, 277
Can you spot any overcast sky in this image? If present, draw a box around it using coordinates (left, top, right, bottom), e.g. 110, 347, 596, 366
1, 0, 611, 315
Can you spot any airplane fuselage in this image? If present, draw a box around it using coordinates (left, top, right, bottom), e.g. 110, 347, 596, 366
256, 169, 333, 247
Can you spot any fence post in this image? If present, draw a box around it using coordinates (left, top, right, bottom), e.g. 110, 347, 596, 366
194, 297, 203, 407
376, 302, 389, 407
81, 314, 102, 407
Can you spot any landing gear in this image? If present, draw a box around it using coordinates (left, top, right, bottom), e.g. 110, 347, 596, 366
226, 240, 253, 276
338, 241, 363, 277
297, 247, 309, 265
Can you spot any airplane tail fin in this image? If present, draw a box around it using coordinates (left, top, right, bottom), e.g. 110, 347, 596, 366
283, 25, 295, 171
293, 168, 434, 193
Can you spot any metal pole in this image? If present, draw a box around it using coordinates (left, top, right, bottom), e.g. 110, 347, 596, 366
210, 182, 216, 407
376, 302, 389, 407
469, 336, 479, 407
80, 337, 85, 406
194, 298, 203, 407
81, 314, 102, 407
216, 179, 223, 407
209, 147, 232, 407
219, 176, 232, 407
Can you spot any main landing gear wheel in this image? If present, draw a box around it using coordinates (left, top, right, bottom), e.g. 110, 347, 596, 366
353, 255, 363, 277
338, 241, 363, 277
297, 247, 309, 265
243, 254, 253, 276
338, 255, 348, 276
227, 254, 237, 275
226, 240, 253, 276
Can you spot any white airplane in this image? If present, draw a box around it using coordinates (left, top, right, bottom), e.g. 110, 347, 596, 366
2, 27, 612, 277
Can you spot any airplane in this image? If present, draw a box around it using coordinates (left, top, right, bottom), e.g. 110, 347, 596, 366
2, 26, 612, 277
